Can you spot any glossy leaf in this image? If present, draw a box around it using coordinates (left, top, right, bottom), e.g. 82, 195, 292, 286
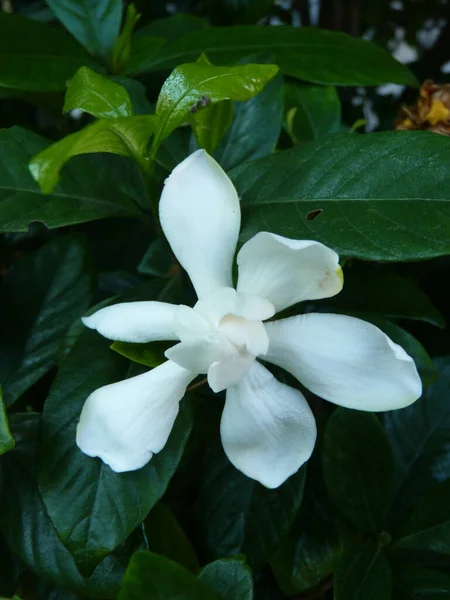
0, 236, 94, 407
129, 26, 417, 87
198, 441, 305, 569
0, 388, 14, 455
198, 558, 254, 600
29, 115, 156, 193
118, 551, 219, 600
110, 3, 143, 74
64, 67, 134, 118
0, 12, 98, 92
0, 413, 124, 597
38, 281, 194, 573
191, 100, 233, 154
384, 357, 450, 526
334, 540, 392, 600
215, 72, 283, 171
153, 61, 279, 147
231, 131, 450, 261
323, 408, 395, 533
0, 127, 146, 232
46, 0, 122, 61
111, 340, 171, 368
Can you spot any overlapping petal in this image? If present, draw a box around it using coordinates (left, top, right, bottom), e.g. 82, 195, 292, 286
76, 361, 196, 472
220, 361, 317, 488
237, 233, 343, 312
82, 301, 179, 343
265, 313, 422, 411
159, 150, 241, 299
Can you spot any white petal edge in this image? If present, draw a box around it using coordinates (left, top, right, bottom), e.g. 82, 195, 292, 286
160, 150, 241, 299
237, 232, 343, 312
221, 361, 317, 488
82, 301, 179, 343
265, 313, 422, 412
76, 361, 196, 472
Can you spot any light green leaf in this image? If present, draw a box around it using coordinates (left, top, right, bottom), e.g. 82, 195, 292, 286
64, 67, 134, 118
129, 26, 417, 87
152, 61, 279, 150
0, 12, 98, 92
110, 3, 144, 74
191, 100, 233, 154
111, 340, 171, 368
231, 131, 450, 262
0, 127, 147, 232
29, 115, 156, 193
0, 388, 14, 455
0, 236, 94, 407
118, 551, 219, 600
199, 558, 253, 600
46, 0, 122, 61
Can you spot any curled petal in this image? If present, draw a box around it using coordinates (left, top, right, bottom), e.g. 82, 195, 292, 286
160, 150, 241, 299
221, 361, 317, 488
265, 313, 422, 411
82, 301, 179, 343
237, 232, 343, 312
76, 361, 196, 472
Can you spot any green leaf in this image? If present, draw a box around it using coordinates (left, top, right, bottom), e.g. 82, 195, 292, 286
331, 264, 445, 328
285, 82, 341, 143
64, 67, 134, 118
118, 551, 219, 600
46, 0, 122, 62
393, 567, 450, 599
0, 12, 98, 92
152, 61, 279, 149
334, 540, 392, 600
110, 3, 143, 74
395, 479, 450, 554
384, 357, 450, 526
38, 280, 194, 573
198, 440, 305, 569
0, 127, 147, 232
144, 503, 199, 573
0, 235, 94, 406
191, 100, 233, 154
0, 413, 124, 597
29, 115, 156, 193
137, 237, 176, 277
129, 26, 417, 87
215, 72, 283, 171
0, 388, 14, 456
134, 13, 207, 41
231, 131, 450, 262
198, 558, 253, 600
323, 408, 394, 533
111, 340, 171, 368
0, 535, 20, 597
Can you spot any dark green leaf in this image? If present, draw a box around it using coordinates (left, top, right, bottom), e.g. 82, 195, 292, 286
204, 0, 274, 25
152, 61, 279, 148
0, 127, 147, 232
0, 12, 98, 92
323, 408, 394, 532
129, 26, 417, 87
110, 4, 145, 74
285, 82, 341, 142
0, 534, 20, 597
198, 441, 305, 569
231, 131, 450, 262
144, 503, 199, 572
215, 72, 283, 171
334, 540, 392, 600
0, 388, 14, 455
199, 558, 253, 600
0, 413, 123, 597
137, 237, 176, 277
384, 357, 450, 526
111, 340, 171, 368
46, 0, 122, 61
38, 280, 194, 573
118, 551, 219, 600
134, 13, 207, 41
64, 66, 134, 118
393, 566, 450, 599
191, 100, 233, 154
0, 235, 94, 406
112, 76, 153, 114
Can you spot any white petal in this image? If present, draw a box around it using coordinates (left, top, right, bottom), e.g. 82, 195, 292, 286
237, 233, 343, 312
172, 305, 213, 342
221, 361, 317, 488
219, 314, 269, 356
265, 313, 422, 412
194, 287, 275, 324
208, 353, 254, 393
160, 150, 240, 299
76, 361, 196, 472
82, 302, 179, 343
165, 337, 232, 373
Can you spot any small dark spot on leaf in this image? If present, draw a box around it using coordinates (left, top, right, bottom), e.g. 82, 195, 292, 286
190, 104, 198, 113
200, 95, 210, 107
306, 208, 323, 220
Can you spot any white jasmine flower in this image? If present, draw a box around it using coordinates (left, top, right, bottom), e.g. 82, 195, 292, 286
76, 150, 422, 489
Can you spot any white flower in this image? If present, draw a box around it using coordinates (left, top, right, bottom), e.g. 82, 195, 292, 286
76, 150, 422, 489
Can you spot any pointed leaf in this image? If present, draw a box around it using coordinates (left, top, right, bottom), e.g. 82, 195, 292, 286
199, 558, 253, 600
0, 388, 14, 456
